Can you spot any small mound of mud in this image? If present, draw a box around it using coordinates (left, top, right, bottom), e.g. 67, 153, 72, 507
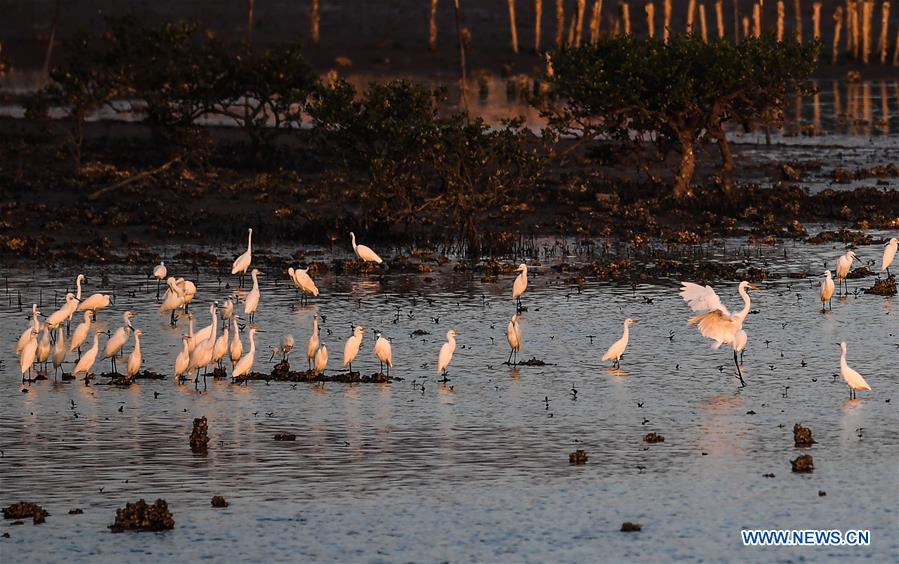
806, 229, 875, 245
643, 432, 665, 444
864, 277, 897, 296
818, 490, 827, 497
847, 266, 872, 279
569, 449, 588, 465
272, 361, 290, 378
620, 522, 642, 532
190, 417, 209, 454
109, 499, 174, 533
211, 496, 228, 508
273, 433, 296, 441
791, 454, 814, 473
793, 423, 816, 447
517, 357, 551, 366
211, 367, 227, 378
68, 508, 83, 515
3, 502, 49, 524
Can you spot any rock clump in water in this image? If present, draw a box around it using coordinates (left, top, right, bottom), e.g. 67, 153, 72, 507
569, 449, 588, 464
109, 499, 174, 532
620, 522, 642, 532
211, 496, 228, 508
864, 277, 897, 296
791, 454, 814, 473
643, 432, 665, 444
793, 423, 816, 447
3, 502, 49, 524
190, 416, 209, 454
273, 433, 296, 441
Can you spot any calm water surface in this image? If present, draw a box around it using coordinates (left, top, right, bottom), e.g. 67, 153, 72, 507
1, 235, 897, 561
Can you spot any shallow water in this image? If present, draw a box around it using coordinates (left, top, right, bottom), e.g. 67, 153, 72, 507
1, 235, 897, 561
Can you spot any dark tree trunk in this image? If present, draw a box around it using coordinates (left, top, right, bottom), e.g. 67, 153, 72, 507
673, 132, 695, 198
717, 135, 734, 195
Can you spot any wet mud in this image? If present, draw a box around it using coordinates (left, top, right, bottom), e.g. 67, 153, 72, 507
109, 499, 174, 533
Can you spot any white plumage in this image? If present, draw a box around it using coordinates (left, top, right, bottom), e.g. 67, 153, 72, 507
69, 311, 93, 354
73, 332, 100, 378
153, 261, 167, 280
232, 227, 253, 280
839, 342, 871, 399
230, 316, 243, 365
232, 327, 257, 380
373, 333, 393, 374
314, 344, 329, 375
174, 335, 191, 381
602, 318, 635, 368
351, 232, 383, 264
19, 329, 38, 379
437, 330, 459, 375
820, 270, 835, 312
46, 293, 79, 330
835, 250, 858, 295
882, 238, 898, 274
343, 326, 365, 371
244, 269, 261, 323
17, 305, 40, 354
506, 314, 522, 364
288, 266, 319, 301
306, 314, 320, 370
126, 329, 143, 380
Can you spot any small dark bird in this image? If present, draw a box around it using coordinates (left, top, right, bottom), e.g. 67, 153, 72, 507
118, 405, 123, 412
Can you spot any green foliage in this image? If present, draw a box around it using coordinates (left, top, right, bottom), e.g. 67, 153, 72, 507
540, 34, 820, 196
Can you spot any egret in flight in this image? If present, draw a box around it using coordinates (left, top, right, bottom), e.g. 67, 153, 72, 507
232, 227, 253, 287
835, 250, 859, 295
506, 314, 521, 365
839, 342, 871, 399
437, 330, 459, 376
882, 237, 898, 277
680, 281, 759, 386
602, 318, 635, 369
512, 264, 528, 310
820, 270, 835, 313
350, 232, 383, 264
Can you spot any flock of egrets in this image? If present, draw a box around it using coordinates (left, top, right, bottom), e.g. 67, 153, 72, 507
13, 230, 897, 398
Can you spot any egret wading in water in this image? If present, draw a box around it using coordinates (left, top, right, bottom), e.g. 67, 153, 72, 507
306, 314, 320, 371
19, 328, 38, 381
104, 311, 135, 374
232, 227, 253, 287
288, 266, 319, 304
839, 342, 871, 399
343, 326, 365, 373
36, 326, 51, 372
244, 269, 261, 324
159, 277, 185, 325
174, 335, 191, 382
506, 314, 522, 365
69, 311, 93, 358
602, 318, 636, 369
230, 316, 243, 367
437, 330, 459, 377
73, 331, 101, 379
52, 328, 66, 377
512, 264, 528, 310
835, 250, 860, 296
46, 293, 79, 342
17, 304, 41, 355
881, 237, 898, 277
733, 329, 748, 364
271, 334, 294, 362
680, 281, 759, 386
126, 329, 143, 381
75, 277, 111, 316
373, 333, 392, 375
350, 232, 383, 264
153, 261, 167, 299
212, 322, 230, 370
232, 327, 257, 383
820, 270, 835, 313
314, 344, 328, 375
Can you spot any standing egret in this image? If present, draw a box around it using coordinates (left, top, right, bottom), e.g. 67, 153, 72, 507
52, 329, 66, 377
178, 278, 197, 313
602, 318, 636, 369
69, 311, 93, 357
185, 315, 197, 353
506, 314, 522, 365
17, 305, 41, 354
221, 299, 234, 326
512, 264, 528, 310
73, 332, 100, 379
159, 277, 185, 324
306, 314, 320, 370
230, 316, 243, 366
733, 329, 748, 363
244, 269, 261, 324
373, 333, 393, 375
288, 266, 319, 304
835, 250, 859, 295
189, 308, 218, 385
174, 335, 191, 382
343, 326, 365, 373
680, 281, 759, 386
104, 311, 135, 373
820, 270, 835, 313
36, 327, 51, 372
46, 293, 79, 336
153, 261, 167, 299
193, 303, 219, 345
19, 328, 38, 381
212, 323, 230, 369
126, 329, 143, 381
437, 330, 459, 376
232, 327, 257, 382
75, 274, 111, 314
882, 237, 898, 277
314, 344, 328, 375
350, 232, 383, 264
272, 334, 294, 362
232, 228, 253, 287
839, 342, 871, 399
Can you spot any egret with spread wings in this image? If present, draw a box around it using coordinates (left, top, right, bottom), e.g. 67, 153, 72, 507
680, 281, 759, 386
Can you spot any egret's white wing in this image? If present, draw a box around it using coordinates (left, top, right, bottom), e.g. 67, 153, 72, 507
688, 310, 739, 348
882, 243, 897, 271
679, 282, 730, 316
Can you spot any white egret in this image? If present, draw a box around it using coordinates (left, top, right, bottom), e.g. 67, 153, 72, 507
835, 250, 859, 295
69, 310, 93, 357
52, 328, 66, 376
680, 281, 759, 386
232, 327, 257, 382
212, 324, 230, 369
232, 227, 253, 287
153, 261, 167, 298
288, 266, 319, 304
173, 335, 191, 382
244, 269, 261, 323
306, 314, 320, 370
189, 307, 218, 384
839, 342, 871, 399
126, 329, 143, 381
314, 344, 328, 375
36, 326, 51, 371
272, 334, 294, 362
104, 311, 135, 373
221, 299, 234, 324
230, 316, 243, 366
350, 232, 383, 264
437, 330, 459, 376
75, 275, 111, 314
373, 333, 393, 375
733, 329, 748, 363
882, 237, 898, 277
17, 304, 41, 354
73, 332, 100, 379
820, 270, 835, 313
193, 303, 218, 345
19, 328, 38, 380
602, 318, 636, 369
343, 326, 365, 373
506, 314, 522, 365
159, 277, 185, 324
178, 278, 197, 313
512, 264, 528, 309
46, 293, 79, 333
186, 315, 197, 353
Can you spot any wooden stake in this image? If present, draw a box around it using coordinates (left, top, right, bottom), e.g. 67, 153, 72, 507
813, 89, 821, 132
622, 2, 631, 34
508, 0, 520, 53
794, 0, 802, 43
846, 0, 854, 53
247, 0, 255, 46
734, 0, 741, 42
556, 0, 566, 46
862, 0, 872, 63
590, 0, 603, 43
777, 1, 785, 41
852, 0, 860, 59
880, 80, 889, 133
742, 15, 751, 37
715, 0, 725, 38
700, 4, 709, 40
894, 25, 899, 65
453, 0, 468, 113
535, 0, 543, 52
430, 0, 440, 51
646, 2, 656, 37
568, 11, 577, 43
575, 0, 587, 45
664, 0, 672, 42
753, 2, 761, 37
43, 0, 62, 76
812, 2, 821, 39
878, 2, 890, 63
687, 0, 697, 33
833, 7, 844, 63
312, 0, 320, 47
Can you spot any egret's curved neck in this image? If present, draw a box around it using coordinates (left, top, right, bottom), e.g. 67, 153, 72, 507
622, 322, 630, 338
249, 332, 256, 353
351, 233, 357, 250
313, 318, 318, 335
252, 272, 259, 288
736, 286, 751, 321
233, 317, 239, 332
134, 334, 141, 348
247, 230, 253, 251
448, 335, 456, 348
